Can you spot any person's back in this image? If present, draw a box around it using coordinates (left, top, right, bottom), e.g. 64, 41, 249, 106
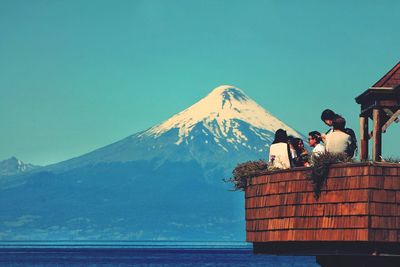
269, 142, 291, 169
325, 131, 351, 153
325, 116, 351, 154
269, 129, 291, 169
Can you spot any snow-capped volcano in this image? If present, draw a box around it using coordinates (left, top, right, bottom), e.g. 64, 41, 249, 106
0, 85, 306, 241
47, 85, 303, 174
146, 85, 299, 145
147, 85, 300, 145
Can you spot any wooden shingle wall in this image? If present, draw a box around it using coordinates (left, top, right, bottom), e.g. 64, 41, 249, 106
245, 163, 400, 243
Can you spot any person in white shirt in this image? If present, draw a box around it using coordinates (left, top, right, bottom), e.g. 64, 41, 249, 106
308, 131, 326, 158
325, 116, 351, 154
269, 129, 292, 169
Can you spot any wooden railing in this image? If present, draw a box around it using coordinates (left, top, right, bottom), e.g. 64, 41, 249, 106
245, 162, 400, 243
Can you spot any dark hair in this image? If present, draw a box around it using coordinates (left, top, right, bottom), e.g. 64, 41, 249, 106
294, 138, 304, 155
272, 129, 288, 144
308, 131, 322, 143
321, 109, 336, 121
332, 115, 346, 131
289, 137, 308, 167
288, 137, 301, 155
296, 138, 304, 146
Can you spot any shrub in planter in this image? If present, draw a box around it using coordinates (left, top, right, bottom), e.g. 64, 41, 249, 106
225, 160, 269, 191
307, 152, 352, 199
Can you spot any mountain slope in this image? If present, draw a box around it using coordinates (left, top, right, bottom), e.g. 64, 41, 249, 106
0, 85, 305, 241
48, 85, 302, 174
147, 85, 300, 144
0, 157, 39, 177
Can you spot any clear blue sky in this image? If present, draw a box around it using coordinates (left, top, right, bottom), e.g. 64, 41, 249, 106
1, 0, 399, 165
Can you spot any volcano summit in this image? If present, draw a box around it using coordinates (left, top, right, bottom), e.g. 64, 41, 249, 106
48, 85, 301, 175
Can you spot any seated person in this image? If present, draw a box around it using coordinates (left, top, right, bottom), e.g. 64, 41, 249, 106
287, 136, 309, 167
269, 129, 292, 169
287, 136, 297, 162
292, 138, 310, 167
308, 131, 326, 158
325, 115, 351, 154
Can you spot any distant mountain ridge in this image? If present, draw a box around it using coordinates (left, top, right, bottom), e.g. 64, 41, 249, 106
0, 157, 39, 177
0, 85, 305, 241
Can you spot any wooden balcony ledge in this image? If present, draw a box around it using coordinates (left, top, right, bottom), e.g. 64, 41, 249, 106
245, 162, 400, 256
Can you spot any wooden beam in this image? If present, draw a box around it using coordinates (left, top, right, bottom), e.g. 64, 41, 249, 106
360, 103, 376, 117
359, 116, 369, 160
360, 104, 400, 118
383, 108, 400, 124
372, 109, 382, 162
382, 109, 400, 133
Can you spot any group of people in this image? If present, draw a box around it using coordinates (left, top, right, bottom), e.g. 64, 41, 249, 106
269, 109, 357, 169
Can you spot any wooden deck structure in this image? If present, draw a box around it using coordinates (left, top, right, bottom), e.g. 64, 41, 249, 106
246, 163, 400, 248
244, 62, 400, 266
245, 163, 400, 265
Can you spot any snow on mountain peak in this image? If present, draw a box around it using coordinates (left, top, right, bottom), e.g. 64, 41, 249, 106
146, 85, 300, 145
0, 157, 39, 176
209, 85, 248, 102
41, 85, 305, 173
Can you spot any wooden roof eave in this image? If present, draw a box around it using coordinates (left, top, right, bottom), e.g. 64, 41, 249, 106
355, 87, 396, 104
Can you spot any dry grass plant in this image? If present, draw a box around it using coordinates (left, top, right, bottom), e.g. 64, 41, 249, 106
307, 152, 352, 199
225, 160, 269, 191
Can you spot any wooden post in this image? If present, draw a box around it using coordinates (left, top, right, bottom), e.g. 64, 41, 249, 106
372, 109, 382, 161
359, 116, 369, 160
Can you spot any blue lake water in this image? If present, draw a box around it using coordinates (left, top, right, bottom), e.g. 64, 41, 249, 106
0, 241, 318, 266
